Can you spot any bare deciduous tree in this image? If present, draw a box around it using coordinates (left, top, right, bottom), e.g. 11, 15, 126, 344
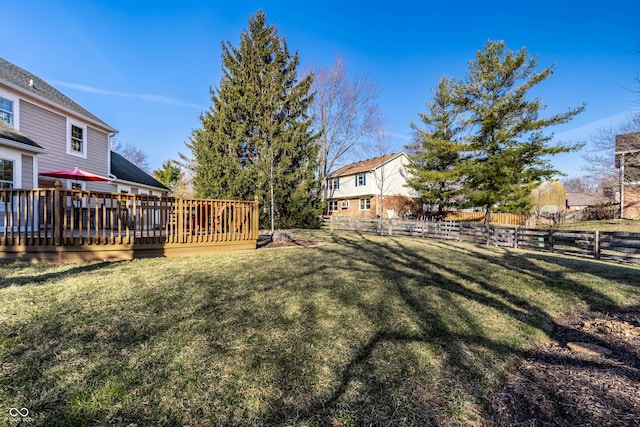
111, 139, 150, 172
311, 55, 382, 187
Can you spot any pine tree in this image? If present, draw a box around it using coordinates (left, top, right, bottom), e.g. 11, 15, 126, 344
405, 77, 463, 218
152, 160, 181, 192
186, 10, 319, 231
458, 40, 584, 224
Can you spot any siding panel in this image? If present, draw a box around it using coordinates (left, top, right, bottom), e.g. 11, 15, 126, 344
20, 100, 114, 192
21, 154, 33, 187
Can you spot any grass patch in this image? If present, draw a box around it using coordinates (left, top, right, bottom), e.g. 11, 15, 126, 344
1, 230, 639, 425
551, 219, 640, 232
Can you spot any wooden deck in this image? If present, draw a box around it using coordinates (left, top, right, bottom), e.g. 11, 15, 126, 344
0, 183, 259, 263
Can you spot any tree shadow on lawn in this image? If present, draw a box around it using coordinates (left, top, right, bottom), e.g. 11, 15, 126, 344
262, 232, 636, 425
0, 261, 117, 290
3, 233, 638, 426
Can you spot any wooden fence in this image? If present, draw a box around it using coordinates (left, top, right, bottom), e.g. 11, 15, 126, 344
443, 211, 532, 226
1, 183, 259, 263
322, 216, 640, 265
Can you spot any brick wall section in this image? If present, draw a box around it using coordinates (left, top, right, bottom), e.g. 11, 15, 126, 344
328, 195, 422, 218
623, 185, 640, 219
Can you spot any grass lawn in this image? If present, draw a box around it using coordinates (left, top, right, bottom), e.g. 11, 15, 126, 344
1, 230, 639, 426
552, 218, 640, 232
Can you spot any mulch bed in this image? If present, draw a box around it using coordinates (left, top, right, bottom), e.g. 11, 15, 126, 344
486, 306, 640, 426
256, 235, 321, 250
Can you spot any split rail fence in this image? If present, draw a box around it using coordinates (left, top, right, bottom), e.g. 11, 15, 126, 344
322, 216, 640, 265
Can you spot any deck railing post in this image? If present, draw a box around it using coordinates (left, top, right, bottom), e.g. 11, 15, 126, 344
253, 196, 260, 239
53, 180, 63, 246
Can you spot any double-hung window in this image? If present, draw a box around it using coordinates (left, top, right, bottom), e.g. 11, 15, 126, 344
0, 97, 14, 125
355, 172, 367, 187
327, 178, 340, 190
328, 200, 338, 212
67, 120, 87, 158
0, 159, 14, 189
359, 197, 371, 210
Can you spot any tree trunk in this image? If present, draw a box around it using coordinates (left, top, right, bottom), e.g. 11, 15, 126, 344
484, 205, 492, 245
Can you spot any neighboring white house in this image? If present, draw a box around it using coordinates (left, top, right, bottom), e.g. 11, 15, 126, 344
324, 152, 421, 218
0, 56, 167, 195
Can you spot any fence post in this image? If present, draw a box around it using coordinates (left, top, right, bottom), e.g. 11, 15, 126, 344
53, 180, 63, 246
594, 230, 600, 260
549, 229, 554, 253
514, 227, 519, 249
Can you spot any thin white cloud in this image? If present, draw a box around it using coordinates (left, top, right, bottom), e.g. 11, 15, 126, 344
554, 110, 637, 142
51, 80, 205, 109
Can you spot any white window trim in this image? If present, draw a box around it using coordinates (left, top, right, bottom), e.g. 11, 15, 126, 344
341, 200, 349, 209
66, 119, 88, 159
0, 88, 20, 129
0, 148, 22, 188
359, 197, 371, 211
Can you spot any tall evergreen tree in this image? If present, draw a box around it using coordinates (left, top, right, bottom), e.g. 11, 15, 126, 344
186, 10, 319, 231
153, 160, 181, 192
458, 40, 584, 224
405, 76, 463, 218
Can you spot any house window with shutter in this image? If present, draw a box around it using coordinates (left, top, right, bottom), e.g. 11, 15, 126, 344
355, 173, 367, 186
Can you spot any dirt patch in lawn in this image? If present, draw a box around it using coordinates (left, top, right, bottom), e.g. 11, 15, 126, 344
486, 306, 640, 426
256, 234, 321, 250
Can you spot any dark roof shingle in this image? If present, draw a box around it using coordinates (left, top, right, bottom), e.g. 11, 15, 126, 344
110, 151, 168, 191
0, 57, 114, 131
0, 120, 45, 152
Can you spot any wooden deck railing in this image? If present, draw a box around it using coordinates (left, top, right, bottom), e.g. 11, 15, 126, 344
0, 182, 260, 262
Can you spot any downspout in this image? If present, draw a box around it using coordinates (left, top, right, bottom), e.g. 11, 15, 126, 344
107, 131, 117, 181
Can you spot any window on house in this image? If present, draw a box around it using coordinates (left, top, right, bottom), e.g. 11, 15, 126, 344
328, 200, 338, 212
341, 200, 349, 209
0, 159, 14, 189
67, 120, 87, 157
327, 178, 340, 190
0, 97, 13, 125
71, 125, 83, 152
355, 173, 367, 186
359, 197, 371, 210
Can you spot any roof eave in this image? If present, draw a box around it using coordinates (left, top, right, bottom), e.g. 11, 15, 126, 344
0, 80, 117, 134
111, 177, 169, 193
0, 137, 48, 154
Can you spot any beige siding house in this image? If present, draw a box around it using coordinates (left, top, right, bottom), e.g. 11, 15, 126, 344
324, 152, 422, 218
0, 57, 167, 195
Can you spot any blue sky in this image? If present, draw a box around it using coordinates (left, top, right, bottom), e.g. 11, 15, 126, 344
4, 0, 639, 178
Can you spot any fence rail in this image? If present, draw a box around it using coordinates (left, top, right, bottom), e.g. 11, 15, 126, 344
1, 183, 259, 262
322, 216, 640, 265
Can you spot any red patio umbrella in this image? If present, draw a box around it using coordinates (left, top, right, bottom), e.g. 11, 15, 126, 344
39, 167, 112, 182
